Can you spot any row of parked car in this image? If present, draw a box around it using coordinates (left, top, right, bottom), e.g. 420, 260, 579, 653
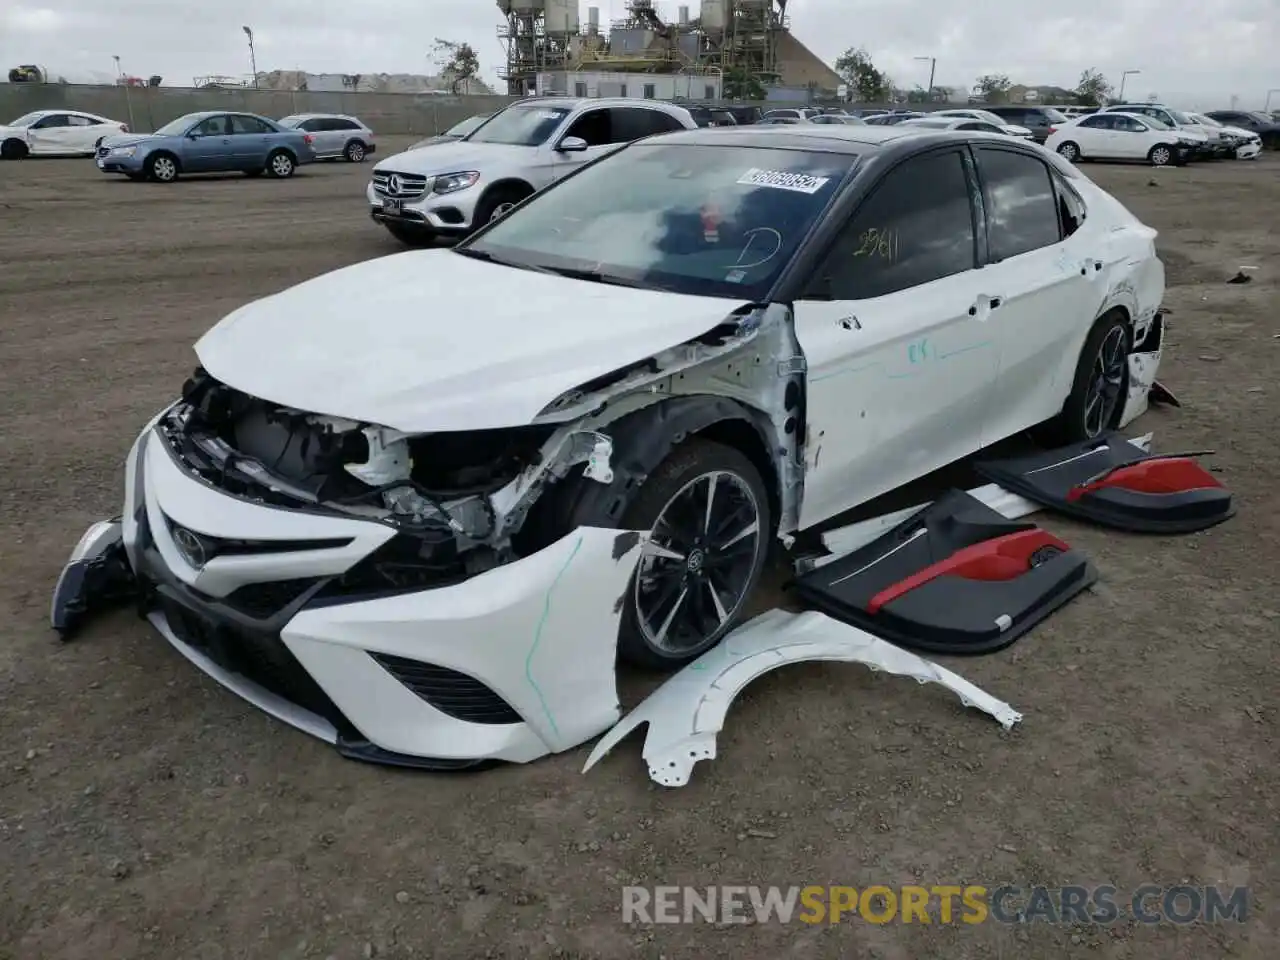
363, 96, 1276, 248
0, 107, 377, 179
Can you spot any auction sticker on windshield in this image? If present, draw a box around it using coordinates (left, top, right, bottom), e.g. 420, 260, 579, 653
736, 168, 831, 194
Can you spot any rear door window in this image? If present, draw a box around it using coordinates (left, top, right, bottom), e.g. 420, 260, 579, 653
611, 107, 686, 139
975, 147, 1062, 261
230, 115, 273, 135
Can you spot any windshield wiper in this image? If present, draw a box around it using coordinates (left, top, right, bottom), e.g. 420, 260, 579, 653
538, 266, 666, 291
452, 247, 562, 277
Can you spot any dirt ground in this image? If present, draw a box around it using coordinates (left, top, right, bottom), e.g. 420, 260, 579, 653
1, 139, 1277, 960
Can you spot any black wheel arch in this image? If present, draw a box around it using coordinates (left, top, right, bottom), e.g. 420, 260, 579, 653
478, 177, 536, 208
516, 396, 781, 551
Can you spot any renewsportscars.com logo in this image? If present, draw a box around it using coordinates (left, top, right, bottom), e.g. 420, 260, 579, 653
622, 885, 1250, 925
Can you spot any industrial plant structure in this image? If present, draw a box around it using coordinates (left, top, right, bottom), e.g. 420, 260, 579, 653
496, 0, 841, 100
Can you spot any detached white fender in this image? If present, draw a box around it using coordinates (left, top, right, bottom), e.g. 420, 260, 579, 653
582, 609, 1022, 787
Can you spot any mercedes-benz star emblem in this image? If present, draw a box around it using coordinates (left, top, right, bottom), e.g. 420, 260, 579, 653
171, 526, 207, 569
387, 173, 403, 195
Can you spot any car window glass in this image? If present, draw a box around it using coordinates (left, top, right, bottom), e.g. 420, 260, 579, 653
230, 115, 270, 135
66, 115, 92, 126
808, 149, 976, 300
33, 114, 69, 128
1054, 174, 1086, 238
977, 148, 1061, 260
564, 109, 613, 146
1080, 115, 1111, 129
193, 116, 230, 136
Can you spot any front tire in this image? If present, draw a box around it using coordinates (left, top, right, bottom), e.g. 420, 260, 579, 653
1056, 141, 1080, 162
267, 150, 296, 178
146, 152, 179, 182
1, 138, 29, 160
1042, 313, 1130, 445
472, 184, 533, 232
1148, 144, 1174, 166
617, 439, 772, 670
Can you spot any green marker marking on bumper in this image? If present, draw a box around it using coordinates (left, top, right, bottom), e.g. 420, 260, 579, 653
525, 534, 584, 737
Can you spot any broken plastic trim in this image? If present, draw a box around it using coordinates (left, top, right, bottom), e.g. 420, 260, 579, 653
582, 609, 1022, 788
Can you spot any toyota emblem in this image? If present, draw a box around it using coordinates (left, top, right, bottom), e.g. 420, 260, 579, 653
171, 526, 208, 569
387, 173, 403, 195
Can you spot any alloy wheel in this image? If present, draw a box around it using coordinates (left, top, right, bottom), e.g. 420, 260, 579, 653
490, 202, 515, 222
272, 154, 294, 177
1058, 143, 1078, 161
153, 157, 176, 181
1151, 146, 1171, 166
1082, 326, 1127, 437
348, 143, 365, 162
634, 470, 762, 654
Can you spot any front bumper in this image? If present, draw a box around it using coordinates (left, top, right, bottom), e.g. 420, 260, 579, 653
365, 179, 479, 237
52, 416, 646, 769
96, 148, 146, 174
1234, 140, 1262, 159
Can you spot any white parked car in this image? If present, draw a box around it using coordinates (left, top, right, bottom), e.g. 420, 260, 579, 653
0, 109, 129, 159
931, 108, 1035, 139
1046, 112, 1200, 166
367, 97, 697, 246
899, 116, 1014, 137
53, 123, 1166, 768
1098, 104, 1225, 158
1186, 112, 1261, 159
278, 113, 376, 162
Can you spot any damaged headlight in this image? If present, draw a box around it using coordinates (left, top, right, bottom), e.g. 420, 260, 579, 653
383, 485, 495, 541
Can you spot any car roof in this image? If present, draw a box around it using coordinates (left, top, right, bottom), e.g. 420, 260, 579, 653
508, 96, 689, 113
646, 122, 979, 154
24, 108, 109, 120
282, 112, 363, 122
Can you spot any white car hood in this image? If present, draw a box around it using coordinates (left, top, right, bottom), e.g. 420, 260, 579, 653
194, 249, 742, 433
374, 139, 532, 175
1005, 123, 1033, 136
0, 124, 27, 139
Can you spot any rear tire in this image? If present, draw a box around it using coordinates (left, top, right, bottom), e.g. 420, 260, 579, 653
266, 150, 296, 178
1041, 313, 1131, 446
1, 138, 28, 160
344, 140, 367, 162
615, 439, 773, 670
1056, 141, 1080, 162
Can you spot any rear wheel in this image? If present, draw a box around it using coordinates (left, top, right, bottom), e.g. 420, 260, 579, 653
146, 152, 179, 182
1056, 141, 1080, 162
344, 140, 367, 162
617, 440, 772, 670
267, 150, 296, 178
1042, 313, 1130, 445
1148, 144, 1174, 166
1, 138, 28, 160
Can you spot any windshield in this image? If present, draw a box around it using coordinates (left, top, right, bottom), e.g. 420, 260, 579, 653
1195, 114, 1222, 127
460, 142, 856, 299
1247, 112, 1273, 124
1142, 116, 1172, 130
7, 112, 44, 127
1044, 108, 1069, 123
466, 103, 570, 145
1171, 110, 1194, 124
448, 114, 491, 138
154, 113, 203, 136
278, 115, 305, 128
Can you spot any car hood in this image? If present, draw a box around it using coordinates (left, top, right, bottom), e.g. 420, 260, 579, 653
1217, 125, 1255, 138
1004, 124, 1033, 136
0, 124, 29, 138
374, 139, 532, 175
100, 133, 161, 149
194, 249, 746, 433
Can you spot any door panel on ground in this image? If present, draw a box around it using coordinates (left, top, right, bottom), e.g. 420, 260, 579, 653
794, 148, 1000, 529
975, 146, 1098, 442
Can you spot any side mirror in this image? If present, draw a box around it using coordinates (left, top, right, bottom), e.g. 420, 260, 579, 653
187, 132, 200, 139
556, 136, 588, 153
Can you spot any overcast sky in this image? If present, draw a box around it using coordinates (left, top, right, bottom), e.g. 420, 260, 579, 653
3, 0, 1277, 109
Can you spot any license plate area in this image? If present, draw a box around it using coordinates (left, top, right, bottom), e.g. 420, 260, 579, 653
382, 197, 402, 216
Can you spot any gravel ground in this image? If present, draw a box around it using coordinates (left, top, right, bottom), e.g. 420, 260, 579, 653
1, 139, 1277, 960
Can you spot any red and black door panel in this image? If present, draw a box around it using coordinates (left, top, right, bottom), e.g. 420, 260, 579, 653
975, 434, 1233, 534
791, 489, 1096, 655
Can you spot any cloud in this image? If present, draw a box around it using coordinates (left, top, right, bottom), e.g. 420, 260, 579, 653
1, 0, 1276, 108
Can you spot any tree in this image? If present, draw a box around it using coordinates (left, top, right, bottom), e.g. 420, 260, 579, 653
1074, 68, 1113, 106
432, 38, 480, 94
834, 47, 891, 102
723, 66, 766, 100
974, 73, 1012, 104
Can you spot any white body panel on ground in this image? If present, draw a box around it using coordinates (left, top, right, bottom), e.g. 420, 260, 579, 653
583, 609, 1022, 787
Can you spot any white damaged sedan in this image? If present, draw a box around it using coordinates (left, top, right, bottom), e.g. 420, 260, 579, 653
54, 124, 1167, 769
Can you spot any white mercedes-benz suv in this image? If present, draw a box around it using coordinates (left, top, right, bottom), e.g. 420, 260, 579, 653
366, 97, 697, 246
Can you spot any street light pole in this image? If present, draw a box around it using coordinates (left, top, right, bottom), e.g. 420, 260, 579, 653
1118, 69, 1140, 101
1265, 89, 1280, 111
112, 56, 136, 132
915, 56, 936, 101
243, 26, 259, 88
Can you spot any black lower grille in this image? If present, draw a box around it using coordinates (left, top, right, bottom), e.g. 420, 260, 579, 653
370, 653, 522, 724
223, 578, 321, 618
157, 592, 340, 723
